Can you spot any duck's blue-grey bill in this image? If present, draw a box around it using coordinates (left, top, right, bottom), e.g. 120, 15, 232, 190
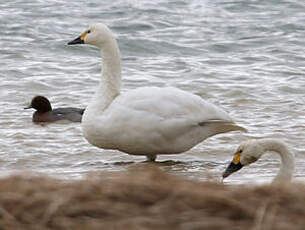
68, 36, 84, 45
222, 161, 243, 179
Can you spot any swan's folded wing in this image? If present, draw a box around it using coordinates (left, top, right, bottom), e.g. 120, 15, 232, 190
100, 87, 246, 154
199, 120, 247, 133
113, 86, 233, 123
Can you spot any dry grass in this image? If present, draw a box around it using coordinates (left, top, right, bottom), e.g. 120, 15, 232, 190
0, 166, 304, 230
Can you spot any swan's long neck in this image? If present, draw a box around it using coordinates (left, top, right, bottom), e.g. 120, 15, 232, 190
91, 38, 121, 111
258, 139, 295, 183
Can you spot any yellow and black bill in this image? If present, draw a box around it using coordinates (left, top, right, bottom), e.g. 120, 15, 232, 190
67, 35, 84, 45
222, 161, 243, 179
222, 153, 243, 179
68, 31, 89, 45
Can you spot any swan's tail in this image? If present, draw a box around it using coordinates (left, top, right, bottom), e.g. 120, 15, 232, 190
199, 120, 247, 135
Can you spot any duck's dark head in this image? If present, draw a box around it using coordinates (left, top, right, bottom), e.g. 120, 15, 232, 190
25, 96, 52, 113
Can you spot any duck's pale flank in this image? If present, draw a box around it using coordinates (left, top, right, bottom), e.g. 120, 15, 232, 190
68, 23, 246, 161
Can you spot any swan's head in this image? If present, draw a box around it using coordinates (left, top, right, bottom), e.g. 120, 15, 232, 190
222, 140, 264, 179
68, 23, 114, 47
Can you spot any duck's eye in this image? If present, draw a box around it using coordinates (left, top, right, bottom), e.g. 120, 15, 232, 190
239, 149, 243, 153
87, 30, 91, 34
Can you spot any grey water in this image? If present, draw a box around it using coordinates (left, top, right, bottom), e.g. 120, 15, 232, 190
1, 0, 305, 184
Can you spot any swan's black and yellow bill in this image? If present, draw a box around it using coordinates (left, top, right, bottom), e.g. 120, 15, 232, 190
68, 30, 89, 45
68, 35, 84, 45
222, 161, 243, 178
222, 153, 243, 179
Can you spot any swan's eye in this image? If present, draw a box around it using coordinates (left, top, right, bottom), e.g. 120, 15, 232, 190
87, 30, 91, 34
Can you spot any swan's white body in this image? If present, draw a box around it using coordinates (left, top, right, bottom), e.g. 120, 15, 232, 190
68, 23, 246, 160
223, 138, 295, 183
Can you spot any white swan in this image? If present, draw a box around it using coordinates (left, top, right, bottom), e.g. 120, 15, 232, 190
68, 23, 246, 161
222, 138, 295, 183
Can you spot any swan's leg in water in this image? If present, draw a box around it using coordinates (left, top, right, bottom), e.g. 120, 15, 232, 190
146, 155, 157, 162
